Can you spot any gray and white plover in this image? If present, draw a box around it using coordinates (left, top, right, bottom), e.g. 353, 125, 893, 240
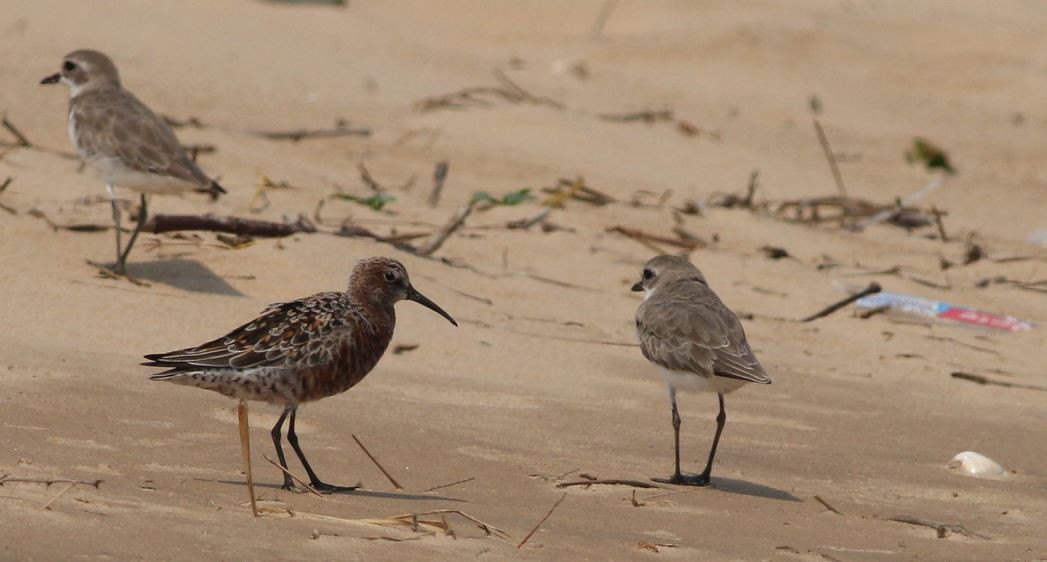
144, 257, 457, 493
632, 255, 771, 486
41, 49, 225, 275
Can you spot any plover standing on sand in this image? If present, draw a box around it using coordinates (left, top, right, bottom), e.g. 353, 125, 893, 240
632, 255, 771, 486
144, 257, 456, 493
41, 49, 225, 275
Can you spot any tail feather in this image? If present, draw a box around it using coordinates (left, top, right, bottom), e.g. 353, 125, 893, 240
194, 180, 226, 200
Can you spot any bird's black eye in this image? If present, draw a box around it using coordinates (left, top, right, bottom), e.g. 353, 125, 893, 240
62, 61, 76, 72
642, 268, 654, 280
383, 271, 397, 282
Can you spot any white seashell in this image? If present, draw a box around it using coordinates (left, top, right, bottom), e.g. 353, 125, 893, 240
947, 451, 1006, 477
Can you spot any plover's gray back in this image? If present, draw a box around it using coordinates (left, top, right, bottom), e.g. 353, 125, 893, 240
636, 270, 770, 393
69, 86, 222, 196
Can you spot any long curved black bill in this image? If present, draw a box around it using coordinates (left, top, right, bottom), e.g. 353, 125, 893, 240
40, 73, 61, 85
407, 286, 457, 327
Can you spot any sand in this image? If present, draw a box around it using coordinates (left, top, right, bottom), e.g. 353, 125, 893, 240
1, 1, 1045, 560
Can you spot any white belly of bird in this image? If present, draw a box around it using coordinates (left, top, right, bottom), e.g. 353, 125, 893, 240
85, 155, 197, 195
658, 367, 747, 394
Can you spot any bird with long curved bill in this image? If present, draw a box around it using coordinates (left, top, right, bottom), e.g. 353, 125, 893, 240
144, 257, 457, 499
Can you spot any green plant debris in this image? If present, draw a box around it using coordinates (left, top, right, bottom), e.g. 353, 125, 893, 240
471, 188, 534, 207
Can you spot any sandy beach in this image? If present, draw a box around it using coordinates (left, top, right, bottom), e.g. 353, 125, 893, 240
1, 1, 1045, 559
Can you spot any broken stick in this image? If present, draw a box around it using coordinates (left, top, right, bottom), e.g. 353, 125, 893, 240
813, 118, 847, 196
142, 214, 316, 237
1, 115, 32, 147
237, 400, 259, 517
800, 282, 881, 322
352, 434, 403, 490
428, 160, 449, 207
416, 201, 474, 256
517, 492, 567, 549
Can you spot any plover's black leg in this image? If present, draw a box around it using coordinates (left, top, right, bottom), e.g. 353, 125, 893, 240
693, 393, 728, 486
653, 387, 691, 485
106, 184, 123, 271
287, 407, 358, 493
269, 405, 294, 490
117, 193, 147, 273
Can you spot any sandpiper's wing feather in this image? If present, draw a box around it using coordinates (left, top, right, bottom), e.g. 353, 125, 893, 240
637, 280, 770, 384
143, 292, 362, 373
70, 89, 217, 190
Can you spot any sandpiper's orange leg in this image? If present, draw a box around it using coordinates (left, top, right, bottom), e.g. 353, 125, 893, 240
237, 399, 259, 516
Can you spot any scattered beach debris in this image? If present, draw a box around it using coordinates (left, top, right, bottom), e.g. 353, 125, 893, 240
518, 492, 567, 549
541, 176, 615, 207
472, 187, 534, 207
428, 161, 449, 207
906, 137, 957, 175
0, 177, 15, 215
814, 495, 843, 516
555, 478, 664, 490
800, 282, 881, 322
333, 191, 396, 211
249, 119, 371, 142
141, 214, 317, 238
951, 372, 1047, 392
352, 434, 403, 490
422, 476, 476, 494
853, 291, 1035, 332
416, 70, 563, 112
947, 451, 1006, 478
812, 118, 847, 196
888, 514, 989, 540
636, 541, 678, 553
2, 115, 33, 147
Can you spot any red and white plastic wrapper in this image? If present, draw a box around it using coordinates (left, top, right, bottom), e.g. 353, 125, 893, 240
852, 290, 1035, 332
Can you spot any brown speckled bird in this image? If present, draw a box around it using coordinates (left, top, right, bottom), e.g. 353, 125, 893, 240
144, 257, 456, 493
632, 255, 771, 486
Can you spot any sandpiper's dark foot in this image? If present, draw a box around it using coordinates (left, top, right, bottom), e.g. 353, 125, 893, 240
652, 473, 712, 487
309, 480, 360, 494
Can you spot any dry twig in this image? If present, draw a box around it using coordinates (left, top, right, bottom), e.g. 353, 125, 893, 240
2, 115, 32, 147
889, 514, 990, 540
800, 282, 881, 322
352, 434, 403, 490
814, 495, 843, 515
813, 118, 847, 196
423, 476, 476, 494
428, 161, 449, 207
250, 120, 371, 142
142, 214, 316, 237
416, 201, 475, 256
518, 492, 567, 549
951, 372, 1047, 392
261, 454, 324, 498
556, 479, 664, 489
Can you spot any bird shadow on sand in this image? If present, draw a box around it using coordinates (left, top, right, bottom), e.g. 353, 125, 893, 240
706, 476, 801, 502
209, 479, 465, 503
124, 258, 245, 296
